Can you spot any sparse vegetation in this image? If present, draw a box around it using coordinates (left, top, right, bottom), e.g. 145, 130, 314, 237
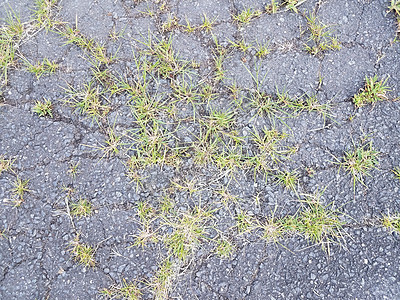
382, 213, 400, 233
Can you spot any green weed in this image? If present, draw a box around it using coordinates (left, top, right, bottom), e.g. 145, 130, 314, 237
33, 99, 53, 117
69, 235, 96, 267
353, 75, 391, 107
232, 8, 262, 26
382, 213, 400, 233
70, 198, 92, 218
101, 279, 142, 300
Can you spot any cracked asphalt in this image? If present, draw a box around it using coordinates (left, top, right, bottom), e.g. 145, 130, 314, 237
1, 0, 400, 299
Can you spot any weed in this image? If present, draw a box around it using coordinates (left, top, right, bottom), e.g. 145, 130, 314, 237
33, 99, 53, 117
296, 192, 345, 253
100, 279, 142, 300
304, 13, 341, 55
11, 176, 30, 207
336, 140, 379, 189
25, 58, 58, 79
382, 213, 400, 233
236, 210, 254, 233
133, 202, 159, 248
67, 161, 80, 178
0, 10, 23, 85
150, 258, 176, 300
0, 155, 15, 175
63, 81, 111, 123
265, 0, 280, 14
255, 40, 272, 58
33, 0, 59, 30
353, 75, 391, 107
261, 215, 285, 243
163, 205, 215, 261
229, 39, 253, 52
275, 169, 299, 191
69, 235, 96, 267
393, 167, 400, 181
182, 17, 198, 33
200, 14, 217, 33
389, 0, 400, 16
232, 8, 262, 26
161, 14, 179, 32
215, 238, 234, 258
213, 54, 226, 82
70, 198, 92, 218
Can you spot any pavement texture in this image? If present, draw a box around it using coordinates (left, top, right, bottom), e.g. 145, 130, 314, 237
0, 0, 400, 299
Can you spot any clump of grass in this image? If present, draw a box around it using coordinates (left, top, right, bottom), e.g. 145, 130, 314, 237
296, 192, 345, 253
161, 14, 179, 32
33, 99, 53, 117
229, 39, 253, 52
255, 40, 271, 58
63, 81, 111, 123
100, 279, 142, 300
59, 25, 115, 64
232, 8, 262, 26
236, 210, 255, 233
265, 0, 280, 14
304, 13, 341, 55
70, 198, 92, 218
215, 238, 234, 258
275, 169, 299, 191
200, 14, 217, 33
133, 201, 159, 248
11, 176, 30, 207
163, 205, 214, 261
69, 235, 96, 267
149, 258, 176, 300
382, 213, 400, 233
33, 0, 60, 31
25, 58, 58, 79
336, 140, 379, 189
0, 9, 24, 85
67, 161, 80, 178
0, 155, 15, 175
389, 0, 400, 33
353, 75, 391, 107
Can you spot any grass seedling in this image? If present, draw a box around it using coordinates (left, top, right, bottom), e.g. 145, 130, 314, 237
275, 169, 299, 192
0, 155, 15, 175
163, 205, 215, 261
255, 40, 272, 58
182, 17, 198, 33
353, 75, 391, 107
229, 39, 253, 52
393, 167, 400, 181
0, 9, 24, 85
133, 201, 159, 248
382, 213, 400, 233
304, 13, 341, 55
200, 14, 217, 33
70, 198, 92, 218
261, 215, 286, 243
265, 0, 280, 14
149, 258, 176, 300
100, 279, 142, 300
67, 161, 80, 178
63, 81, 111, 123
11, 177, 30, 207
213, 54, 226, 82
215, 238, 234, 258
25, 58, 58, 79
232, 8, 262, 26
296, 192, 345, 254
161, 14, 179, 32
33, 99, 53, 117
389, 0, 400, 16
335, 140, 379, 189
33, 0, 59, 31
236, 210, 254, 233
69, 235, 96, 267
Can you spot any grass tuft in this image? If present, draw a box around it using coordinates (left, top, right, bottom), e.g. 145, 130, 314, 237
69, 235, 96, 267
353, 75, 391, 107
33, 99, 53, 117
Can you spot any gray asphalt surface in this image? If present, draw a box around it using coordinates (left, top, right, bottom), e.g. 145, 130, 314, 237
1, 0, 400, 299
